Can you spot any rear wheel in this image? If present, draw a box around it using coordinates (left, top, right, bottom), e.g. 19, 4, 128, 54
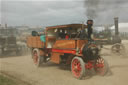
32, 48, 44, 67
94, 57, 108, 76
71, 57, 85, 79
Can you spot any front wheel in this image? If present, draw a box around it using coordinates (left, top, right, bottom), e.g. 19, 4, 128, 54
71, 57, 85, 79
94, 57, 109, 76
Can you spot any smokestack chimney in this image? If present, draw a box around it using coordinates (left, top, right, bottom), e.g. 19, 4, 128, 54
5, 23, 7, 28
114, 17, 119, 36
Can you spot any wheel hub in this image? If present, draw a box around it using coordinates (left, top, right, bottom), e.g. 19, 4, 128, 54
72, 59, 82, 78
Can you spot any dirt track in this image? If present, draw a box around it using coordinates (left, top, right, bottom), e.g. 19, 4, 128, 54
0, 40, 128, 85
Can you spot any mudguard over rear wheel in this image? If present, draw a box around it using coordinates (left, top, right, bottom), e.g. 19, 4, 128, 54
71, 57, 85, 79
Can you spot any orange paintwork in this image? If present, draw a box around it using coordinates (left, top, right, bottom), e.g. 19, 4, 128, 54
46, 24, 87, 31
27, 24, 88, 64
77, 40, 88, 48
53, 40, 76, 49
51, 52, 60, 64
27, 36, 44, 48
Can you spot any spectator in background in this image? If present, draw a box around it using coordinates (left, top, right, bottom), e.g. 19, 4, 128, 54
40, 32, 46, 42
58, 29, 65, 39
79, 27, 87, 39
65, 30, 69, 39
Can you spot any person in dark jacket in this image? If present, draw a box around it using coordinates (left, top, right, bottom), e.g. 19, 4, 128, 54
79, 27, 87, 39
87, 20, 93, 40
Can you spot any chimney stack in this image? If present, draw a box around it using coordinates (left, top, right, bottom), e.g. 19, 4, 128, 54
114, 17, 119, 36
5, 23, 7, 28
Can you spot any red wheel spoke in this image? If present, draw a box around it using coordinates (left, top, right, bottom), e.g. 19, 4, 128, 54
77, 67, 81, 71
95, 58, 107, 76
33, 51, 38, 64
72, 58, 83, 78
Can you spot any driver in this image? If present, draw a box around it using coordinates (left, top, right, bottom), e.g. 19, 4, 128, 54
79, 27, 87, 39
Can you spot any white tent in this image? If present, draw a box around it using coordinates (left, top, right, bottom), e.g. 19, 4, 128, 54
110, 23, 128, 32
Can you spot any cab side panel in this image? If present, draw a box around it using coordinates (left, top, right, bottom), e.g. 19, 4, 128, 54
51, 52, 61, 64
53, 40, 76, 49
77, 40, 88, 48
27, 36, 44, 48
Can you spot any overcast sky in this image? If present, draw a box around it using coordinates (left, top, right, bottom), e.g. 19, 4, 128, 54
1, 0, 128, 27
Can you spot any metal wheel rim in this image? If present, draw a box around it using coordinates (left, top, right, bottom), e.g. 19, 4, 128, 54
33, 51, 38, 64
95, 58, 106, 76
72, 59, 82, 78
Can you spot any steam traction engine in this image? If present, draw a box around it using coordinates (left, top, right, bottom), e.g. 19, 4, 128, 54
27, 20, 109, 79
111, 17, 125, 54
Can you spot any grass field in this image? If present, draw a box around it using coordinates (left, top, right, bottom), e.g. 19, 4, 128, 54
0, 74, 17, 85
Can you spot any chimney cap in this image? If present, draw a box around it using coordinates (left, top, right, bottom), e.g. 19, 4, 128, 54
114, 17, 118, 20
87, 20, 93, 25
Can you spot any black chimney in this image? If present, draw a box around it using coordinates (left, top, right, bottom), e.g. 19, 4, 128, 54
114, 17, 119, 36
5, 23, 7, 28
113, 17, 122, 44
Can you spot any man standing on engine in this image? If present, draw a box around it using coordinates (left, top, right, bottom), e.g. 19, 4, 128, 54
87, 20, 93, 40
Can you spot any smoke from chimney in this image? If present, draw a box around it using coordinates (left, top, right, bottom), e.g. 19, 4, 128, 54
84, 0, 123, 24
85, 0, 100, 19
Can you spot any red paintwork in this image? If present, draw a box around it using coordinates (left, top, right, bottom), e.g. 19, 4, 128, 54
85, 61, 93, 69
72, 58, 82, 78
52, 49, 76, 54
65, 35, 69, 39
94, 59, 105, 75
33, 51, 38, 64
85, 61, 104, 69
95, 63, 104, 68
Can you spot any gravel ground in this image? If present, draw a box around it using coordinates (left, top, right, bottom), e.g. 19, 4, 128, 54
0, 40, 128, 85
